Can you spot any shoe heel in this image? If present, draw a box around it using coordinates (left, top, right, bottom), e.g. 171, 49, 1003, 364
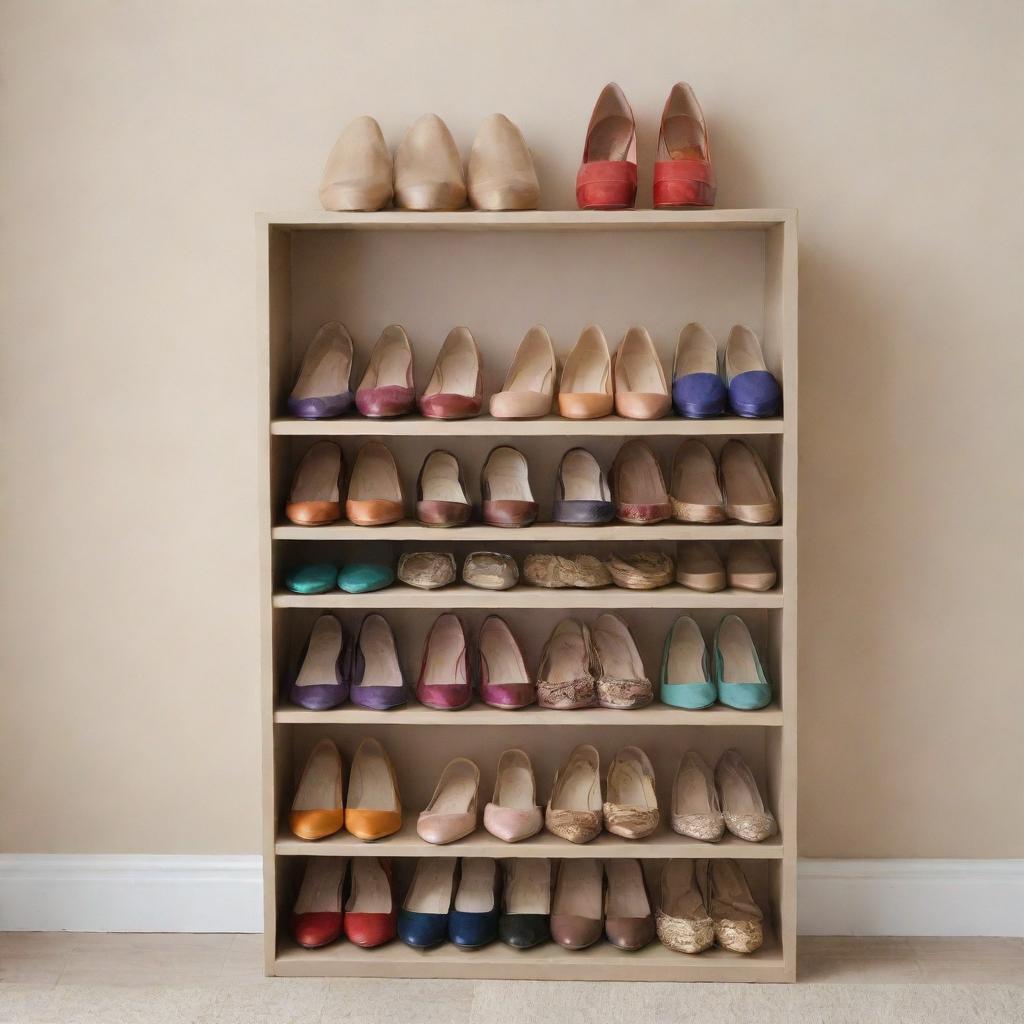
654, 179, 717, 208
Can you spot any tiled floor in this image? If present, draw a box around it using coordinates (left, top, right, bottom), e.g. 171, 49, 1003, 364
1, 934, 1022, 1023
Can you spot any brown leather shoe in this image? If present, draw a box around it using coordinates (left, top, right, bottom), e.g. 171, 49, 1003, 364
604, 859, 655, 950
416, 450, 471, 527
611, 440, 671, 524
286, 441, 344, 526
550, 858, 603, 949
481, 446, 537, 527
345, 442, 404, 526
419, 327, 482, 419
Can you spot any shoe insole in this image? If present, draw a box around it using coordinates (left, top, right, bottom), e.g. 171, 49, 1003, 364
293, 741, 341, 811
588, 116, 634, 161
672, 444, 722, 505
349, 447, 401, 502
661, 862, 706, 918
429, 762, 477, 813
560, 450, 607, 501
345, 857, 391, 914
291, 444, 341, 502
295, 617, 342, 688
661, 115, 706, 160
552, 755, 600, 812
422, 616, 466, 687
722, 447, 775, 505
356, 616, 403, 689
480, 625, 528, 687
674, 760, 715, 816
718, 617, 759, 682
553, 859, 602, 918
666, 618, 706, 683
718, 757, 766, 818
505, 859, 550, 915
543, 624, 587, 684
608, 758, 656, 810
485, 449, 532, 501
726, 327, 768, 377
295, 857, 346, 914
405, 857, 457, 914
426, 331, 477, 397
347, 743, 398, 812
593, 617, 642, 680
563, 332, 609, 393
505, 331, 553, 393
292, 336, 350, 400
421, 452, 467, 503
494, 761, 534, 810
675, 326, 717, 376
455, 858, 496, 913
605, 860, 650, 918
617, 450, 665, 504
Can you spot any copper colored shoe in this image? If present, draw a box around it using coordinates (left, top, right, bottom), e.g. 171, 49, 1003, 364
481, 445, 537, 527
291, 857, 347, 948
611, 440, 671, 524
289, 738, 344, 840
545, 744, 602, 844
468, 113, 540, 211
720, 440, 780, 524
576, 83, 637, 210
394, 114, 467, 211
356, 325, 415, 418
345, 737, 402, 841
416, 449, 471, 527
417, 756, 480, 845
345, 442, 404, 526
286, 441, 344, 526
604, 746, 659, 838
670, 440, 726, 523
551, 858, 603, 949
419, 327, 482, 419
558, 325, 613, 419
489, 326, 556, 419
612, 326, 670, 420
653, 82, 716, 209
604, 859, 655, 950
484, 748, 542, 842
416, 613, 471, 710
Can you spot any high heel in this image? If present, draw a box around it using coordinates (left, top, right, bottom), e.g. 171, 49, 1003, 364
713, 614, 772, 710
660, 615, 716, 710
343, 613, 407, 711
551, 858, 603, 949
604, 859, 655, 950
355, 325, 415, 418
319, 115, 392, 212
499, 859, 550, 949
416, 613, 471, 710
394, 114, 466, 211
449, 858, 500, 949
468, 114, 539, 211
478, 616, 534, 710
653, 83, 716, 209
576, 83, 637, 210
397, 857, 457, 948
343, 857, 397, 948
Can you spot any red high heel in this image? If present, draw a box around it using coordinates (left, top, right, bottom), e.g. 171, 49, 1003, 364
653, 83, 716, 208
576, 83, 637, 210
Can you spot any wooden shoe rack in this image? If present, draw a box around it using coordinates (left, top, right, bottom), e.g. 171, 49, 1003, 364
258, 209, 798, 982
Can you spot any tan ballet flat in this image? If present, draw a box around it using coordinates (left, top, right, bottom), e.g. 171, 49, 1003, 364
345, 442, 404, 526
671, 440, 726, 523
345, 737, 401, 841
558, 325, 613, 419
671, 751, 725, 842
419, 327, 482, 420
720, 441, 779, 524
523, 553, 611, 589
613, 326, 670, 420
612, 440, 672, 524
490, 326, 556, 419
467, 113, 539, 211
604, 746, 659, 839
676, 541, 726, 592
462, 551, 519, 590
536, 619, 598, 709
592, 612, 653, 709
606, 551, 674, 590
715, 749, 777, 842
394, 114, 467, 211
417, 757, 480, 845
707, 859, 765, 953
397, 551, 456, 590
290, 738, 344, 841
726, 541, 777, 591
546, 744, 602, 844
319, 115, 392, 212
286, 441, 344, 526
484, 749, 542, 843
656, 859, 714, 954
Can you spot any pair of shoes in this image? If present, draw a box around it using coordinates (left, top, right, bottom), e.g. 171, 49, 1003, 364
674, 323, 782, 418
537, 615, 652, 710
577, 83, 714, 210
671, 440, 780, 524
289, 737, 401, 842
398, 857, 503, 949
395, 551, 519, 590
661, 614, 772, 710
291, 856, 397, 949
547, 745, 660, 844
551, 859, 655, 951
676, 541, 777, 593
657, 859, 764, 954
284, 562, 394, 595
672, 750, 777, 843
320, 114, 538, 212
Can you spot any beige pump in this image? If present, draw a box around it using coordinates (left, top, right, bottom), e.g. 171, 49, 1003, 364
394, 114, 467, 211
319, 116, 392, 212
417, 757, 480, 845
468, 114, 539, 211
490, 326, 556, 419
613, 326, 670, 420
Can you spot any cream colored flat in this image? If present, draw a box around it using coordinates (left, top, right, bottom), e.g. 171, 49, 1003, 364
546, 744, 602, 844
656, 859, 714, 954
604, 746, 659, 839
613, 326, 670, 420
559, 325, 613, 419
468, 113, 539, 211
707, 859, 765, 953
715, 749, 777, 843
394, 114, 467, 211
726, 541, 777, 591
319, 115, 392, 212
490, 326, 556, 419
720, 441, 779, 524
676, 541, 726, 591
671, 751, 724, 842
417, 757, 480, 845
484, 748, 542, 843
671, 440, 726, 523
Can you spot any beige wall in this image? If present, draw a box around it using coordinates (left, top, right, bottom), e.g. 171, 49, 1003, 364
1, 1, 1021, 859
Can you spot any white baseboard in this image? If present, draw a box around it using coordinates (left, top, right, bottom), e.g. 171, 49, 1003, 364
1, 855, 1021, 936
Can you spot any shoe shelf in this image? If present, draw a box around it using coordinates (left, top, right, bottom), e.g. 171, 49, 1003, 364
259, 209, 798, 982
274, 820, 783, 860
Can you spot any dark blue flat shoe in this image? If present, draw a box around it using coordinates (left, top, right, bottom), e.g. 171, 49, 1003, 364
725, 325, 781, 417
398, 857, 457, 949
449, 858, 500, 950
672, 323, 727, 418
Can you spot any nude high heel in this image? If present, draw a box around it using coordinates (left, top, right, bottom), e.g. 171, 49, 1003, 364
319, 115, 392, 212
468, 113, 539, 211
613, 326, 670, 420
490, 326, 556, 419
394, 114, 467, 211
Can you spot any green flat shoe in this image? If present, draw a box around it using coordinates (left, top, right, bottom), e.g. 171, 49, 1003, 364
338, 563, 395, 594
285, 563, 338, 594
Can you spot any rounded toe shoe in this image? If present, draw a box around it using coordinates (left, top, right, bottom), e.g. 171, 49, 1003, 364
349, 685, 408, 711
717, 681, 771, 710
489, 391, 551, 419
448, 907, 499, 950
558, 393, 614, 420
289, 809, 344, 842
287, 392, 354, 420
728, 371, 781, 418
356, 385, 415, 418
397, 910, 449, 949
655, 910, 715, 954
550, 914, 603, 950
285, 501, 342, 526
337, 564, 394, 593
552, 499, 616, 525
606, 915, 655, 951
416, 811, 476, 845
292, 911, 343, 949
660, 680, 717, 710
345, 499, 404, 527
344, 909, 396, 948
482, 500, 538, 528
285, 563, 338, 594
615, 392, 671, 421
417, 500, 472, 528
480, 682, 535, 710
344, 809, 402, 842
483, 803, 542, 843
416, 682, 472, 711
673, 373, 727, 418
499, 913, 549, 949
288, 682, 347, 711
418, 393, 481, 420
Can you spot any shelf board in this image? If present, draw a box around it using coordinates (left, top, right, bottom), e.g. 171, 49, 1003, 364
273, 927, 785, 981
272, 584, 782, 610
273, 521, 784, 542
274, 700, 782, 727
271, 415, 783, 437
275, 821, 783, 860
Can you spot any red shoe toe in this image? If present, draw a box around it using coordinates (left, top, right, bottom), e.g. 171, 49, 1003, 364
344, 911, 397, 948
292, 911, 343, 948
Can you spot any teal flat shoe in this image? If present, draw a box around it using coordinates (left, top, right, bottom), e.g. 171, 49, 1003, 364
285, 563, 338, 594
660, 615, 716, 709
337, 563, 395, 594
713, 614, 771, 710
